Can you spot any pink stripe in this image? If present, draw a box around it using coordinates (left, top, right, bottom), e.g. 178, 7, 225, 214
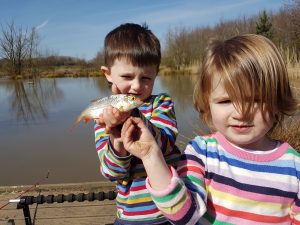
208, 164, 298, 191
152, 117, 175, 127
162, 192, 193, 221
207, 208, 291, 225
215, 132, 289, 162
178, 159, 203, 168
210, 181, 292, 204
146, 167, 178, 197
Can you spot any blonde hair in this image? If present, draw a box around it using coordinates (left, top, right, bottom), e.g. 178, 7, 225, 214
194, 34, 298, 130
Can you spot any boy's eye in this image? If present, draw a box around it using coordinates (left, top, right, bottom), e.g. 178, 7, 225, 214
121, 75, 132, 79
142, 77, 152, 81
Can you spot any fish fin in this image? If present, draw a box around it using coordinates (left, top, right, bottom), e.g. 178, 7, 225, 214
90, 98, 98, 103
84, 118, 91, 123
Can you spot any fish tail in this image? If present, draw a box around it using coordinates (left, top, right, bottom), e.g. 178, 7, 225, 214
69, 115, 83, 132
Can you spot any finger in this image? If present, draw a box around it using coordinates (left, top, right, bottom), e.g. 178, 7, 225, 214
95, 114, 104, 124
130, 117, 145, 129
103, 106, 117, 125
122, 122, 135, 148
121, 117, 133, 136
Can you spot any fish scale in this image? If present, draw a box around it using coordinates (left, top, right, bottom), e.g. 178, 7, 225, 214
72, 94, 143, 129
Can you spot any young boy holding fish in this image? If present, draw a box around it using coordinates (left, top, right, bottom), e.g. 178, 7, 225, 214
94, 23, 180, 225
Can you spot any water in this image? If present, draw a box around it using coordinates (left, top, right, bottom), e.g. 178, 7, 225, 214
0, 75, 205, 186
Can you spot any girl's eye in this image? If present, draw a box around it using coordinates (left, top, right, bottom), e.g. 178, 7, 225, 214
218, 100, 231, 104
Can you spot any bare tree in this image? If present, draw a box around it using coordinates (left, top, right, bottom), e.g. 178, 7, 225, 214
0, 21, 39, 78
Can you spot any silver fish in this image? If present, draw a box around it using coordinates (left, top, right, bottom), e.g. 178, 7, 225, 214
72, 94, 143, 128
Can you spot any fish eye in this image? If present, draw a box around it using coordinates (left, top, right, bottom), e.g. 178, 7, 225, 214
129, 96, 135, 101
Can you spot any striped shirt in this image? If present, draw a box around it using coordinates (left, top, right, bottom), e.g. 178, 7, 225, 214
95, 93, 180, 224
146, 132, 300, 225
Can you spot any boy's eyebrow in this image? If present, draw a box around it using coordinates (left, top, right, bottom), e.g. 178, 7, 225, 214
119, 72, 133, 76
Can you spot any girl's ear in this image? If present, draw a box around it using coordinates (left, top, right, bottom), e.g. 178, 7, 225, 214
101, 66, 112, 82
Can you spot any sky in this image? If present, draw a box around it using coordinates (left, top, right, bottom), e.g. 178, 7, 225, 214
0, 0, 287, 60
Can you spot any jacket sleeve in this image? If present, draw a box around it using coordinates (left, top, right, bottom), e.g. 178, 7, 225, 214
138, 93, 178, 156
94, 123, 132, 181
146, 137, 208, 225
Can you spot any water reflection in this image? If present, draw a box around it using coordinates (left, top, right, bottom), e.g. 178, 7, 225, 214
159, 74, 197, 107
2, 78, 63, 122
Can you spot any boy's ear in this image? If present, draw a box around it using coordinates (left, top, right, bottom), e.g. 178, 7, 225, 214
101, 66, 112, 82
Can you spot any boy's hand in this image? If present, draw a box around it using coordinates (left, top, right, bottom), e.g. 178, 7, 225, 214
94, 105, 131, 157
95, 105, 131, 133
121, 117, 159, 161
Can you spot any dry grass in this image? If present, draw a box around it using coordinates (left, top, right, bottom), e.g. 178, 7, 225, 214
270, 116, 300, 152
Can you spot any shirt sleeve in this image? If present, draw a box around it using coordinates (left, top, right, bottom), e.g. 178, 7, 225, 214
139, 93, 178, 156
146, 137, 208, 225
291, 156, 300, 224
94, 123, 132, 181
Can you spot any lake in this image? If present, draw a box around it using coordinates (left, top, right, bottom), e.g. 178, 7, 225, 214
0, 75, 206, 186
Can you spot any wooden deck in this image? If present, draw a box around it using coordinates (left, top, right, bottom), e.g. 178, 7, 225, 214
0, 182, 117, 225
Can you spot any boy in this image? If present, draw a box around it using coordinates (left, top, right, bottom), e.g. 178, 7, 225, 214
94, 23, 180, 225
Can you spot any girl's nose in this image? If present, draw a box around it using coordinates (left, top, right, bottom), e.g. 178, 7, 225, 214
232, 106, 253, 121
232, 107, 244, 120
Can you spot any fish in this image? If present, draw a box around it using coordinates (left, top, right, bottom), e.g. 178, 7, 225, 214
72, 94, 143, 128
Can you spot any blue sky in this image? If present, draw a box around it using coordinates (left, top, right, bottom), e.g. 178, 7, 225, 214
0, 0, 285, 60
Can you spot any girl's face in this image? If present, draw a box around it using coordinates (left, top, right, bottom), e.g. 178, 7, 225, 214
101, 58, 157, 101
209, 75, 275, 150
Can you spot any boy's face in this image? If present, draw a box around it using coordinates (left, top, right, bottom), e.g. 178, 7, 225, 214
101, 58, 157, 101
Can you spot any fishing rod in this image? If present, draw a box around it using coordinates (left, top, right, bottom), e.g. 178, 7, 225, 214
0, 170, 50, 210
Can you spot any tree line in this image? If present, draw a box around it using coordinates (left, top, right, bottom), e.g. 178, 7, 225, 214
0, 0, 299, 78
162, 0, 300, 72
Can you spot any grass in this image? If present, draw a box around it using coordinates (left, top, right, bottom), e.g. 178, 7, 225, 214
270, 116, 300, 152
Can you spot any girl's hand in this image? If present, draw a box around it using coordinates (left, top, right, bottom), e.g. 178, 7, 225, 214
121, 117, 159, 160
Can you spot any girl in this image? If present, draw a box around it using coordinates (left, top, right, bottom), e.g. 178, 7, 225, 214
120, 34, 300, 224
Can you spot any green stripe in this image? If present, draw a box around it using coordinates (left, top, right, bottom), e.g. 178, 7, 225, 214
287, 148, 300, 156
203, 213, 234, 225
152, 183, 182, 203
184, 175, 204, 188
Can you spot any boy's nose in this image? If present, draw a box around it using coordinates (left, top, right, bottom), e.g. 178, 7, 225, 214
131, 79, 142, 90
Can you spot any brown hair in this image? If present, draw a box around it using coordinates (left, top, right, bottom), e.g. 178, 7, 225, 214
103, 23, 161, 72
194, 34, 298, 129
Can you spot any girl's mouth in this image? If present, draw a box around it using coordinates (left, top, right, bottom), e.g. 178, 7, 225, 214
230, 125, 253, 133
